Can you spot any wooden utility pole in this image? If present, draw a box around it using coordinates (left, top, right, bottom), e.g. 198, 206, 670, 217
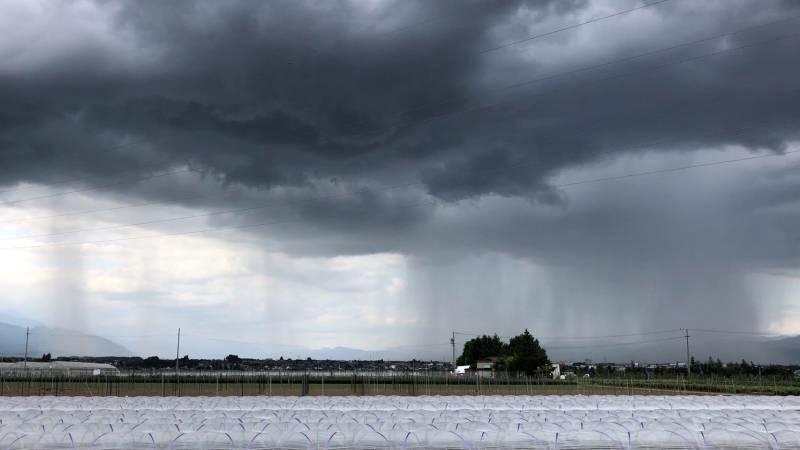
451, 331, 456, 367
175, 328, 181, 396
23, 327, 29, 369
175, 328, 181, 375
681, 328, 691, 377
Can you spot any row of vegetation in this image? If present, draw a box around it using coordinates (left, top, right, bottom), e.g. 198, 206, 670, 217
456, 330, 800, 381
456, 330, 550, 375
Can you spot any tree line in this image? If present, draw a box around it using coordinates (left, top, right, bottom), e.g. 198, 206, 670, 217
456, 329, 550, 376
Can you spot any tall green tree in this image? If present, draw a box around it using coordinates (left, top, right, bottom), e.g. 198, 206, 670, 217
508, 329, 549, 375
456, 330, 550, 374
456, 334, 508, 366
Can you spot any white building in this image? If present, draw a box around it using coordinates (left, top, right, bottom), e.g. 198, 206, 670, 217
0, 361, 119, 376
453, 365, 471, 375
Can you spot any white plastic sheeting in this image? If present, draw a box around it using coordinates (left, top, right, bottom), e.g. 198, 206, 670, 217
1, 395, 799, 449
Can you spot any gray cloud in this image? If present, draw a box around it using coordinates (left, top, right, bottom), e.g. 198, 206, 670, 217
2, 0, 800, 353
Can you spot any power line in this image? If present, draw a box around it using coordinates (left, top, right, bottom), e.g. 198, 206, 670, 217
390, 15, 800, 132
0, 138, 173, 197
374, 0, 669, 50
421, 111, 800, 191
1, 166, 193, 206
3, 80, 793, 234
0, 2, 668, 198
2, 11, 792, 200
0, 192, 210, 226
0, 13, 792, 218
388, 342, 453, 349
544, 330, 684, 340
0, 179, 417, 243
534, 113, 800, 186
0, 20, 797, 248
23, 327, 29, 369
16, 327, 791, 360
305, 0, 672, 107
546, 336, 686, 350
692, 328, 783, 337
1, 144, 797, 251
0, 97, 800, 241
553, 148, 800, 188
175, 328, 181, 375
0, 195, 299, 242
682, 328, 691, 377
477, 0, 672, 55
0, 11, 459, 197
205, 15, 800, 160
3, 138, 797, 251
0, 213, 304, 251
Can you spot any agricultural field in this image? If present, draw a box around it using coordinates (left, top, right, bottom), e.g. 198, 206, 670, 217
3, 373, 800, 397
1, 395, 799, 449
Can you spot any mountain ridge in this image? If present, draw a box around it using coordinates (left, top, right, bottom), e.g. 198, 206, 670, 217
0, 322, 132, 357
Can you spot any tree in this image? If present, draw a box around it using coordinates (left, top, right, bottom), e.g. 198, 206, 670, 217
225, 354, 241, 364
507, 329, 549, 375
142, 356, 161, 368
456, 334, 508, 366
456, 330, 550, 375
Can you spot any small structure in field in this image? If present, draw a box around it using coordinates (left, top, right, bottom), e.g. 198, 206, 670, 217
475, 358, 498, 378
0, 361, 119, 376
453, 365, 471, 375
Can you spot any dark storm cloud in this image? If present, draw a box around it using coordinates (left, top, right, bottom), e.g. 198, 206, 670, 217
1, 0, 541, 189
2, 0, 798, 200
3, 0, 800, 343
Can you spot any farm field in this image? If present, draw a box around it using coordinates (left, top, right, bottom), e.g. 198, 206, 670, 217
1, 395, 799, 449
3, 373, 799, 397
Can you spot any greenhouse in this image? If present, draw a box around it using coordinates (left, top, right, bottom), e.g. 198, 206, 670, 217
1, 395, 799, 449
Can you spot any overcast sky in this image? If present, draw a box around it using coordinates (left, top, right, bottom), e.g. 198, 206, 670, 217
1, 0, 799, 359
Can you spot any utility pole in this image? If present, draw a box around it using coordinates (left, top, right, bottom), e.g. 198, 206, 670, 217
451, 331, 455, 367
175, 328, 181, 375
681, 328, 690, 378
23, 327, 29, 369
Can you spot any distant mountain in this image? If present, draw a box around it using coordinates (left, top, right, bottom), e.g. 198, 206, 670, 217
0, 322, 132, 357
0, 312, 44, 328
304, 346, 412, 361
0, 322, 33, 356
2, 319, 795, 364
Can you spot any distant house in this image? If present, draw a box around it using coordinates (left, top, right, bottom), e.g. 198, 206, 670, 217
0, 361, 119, 376
475, 358, 499, 378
